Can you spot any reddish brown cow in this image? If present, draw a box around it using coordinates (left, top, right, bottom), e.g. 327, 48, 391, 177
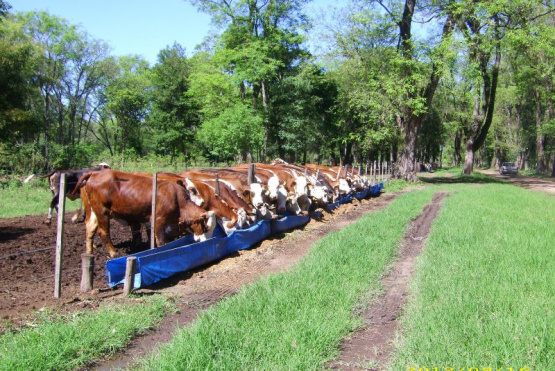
73, 170, 216, 258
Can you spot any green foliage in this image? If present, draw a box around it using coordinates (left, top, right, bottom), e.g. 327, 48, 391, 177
106, 55, 152, 156
149, 43, 199, 161
196, 102, 264, 162
0, 13, 40, 146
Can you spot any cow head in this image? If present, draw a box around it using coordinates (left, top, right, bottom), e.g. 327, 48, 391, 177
293, 176, 309, 198
338, 178, 352, 195
219, 215, 239, 235
297, 194, 312, 212
256, 204, 274, 220
246, 182, 268, 208
185, 178, 205, 207
286, 191, 302, 215
267, 176, 281, 201
275, 184, 288, 213
180, 210, 216, 242
308, 184, 329, 205
236, 208, 248, 228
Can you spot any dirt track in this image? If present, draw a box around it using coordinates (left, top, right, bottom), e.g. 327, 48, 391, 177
479, 169, 555, 195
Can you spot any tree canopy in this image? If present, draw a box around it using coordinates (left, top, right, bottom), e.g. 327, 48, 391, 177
1, 1, 554, 177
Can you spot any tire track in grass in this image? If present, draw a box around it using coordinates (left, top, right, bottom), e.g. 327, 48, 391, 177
331, 191, 446, 371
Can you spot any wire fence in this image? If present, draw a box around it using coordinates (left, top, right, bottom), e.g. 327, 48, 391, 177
0, 164, 391, 295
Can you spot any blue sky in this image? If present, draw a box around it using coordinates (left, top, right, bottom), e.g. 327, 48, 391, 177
11, 0, 339, 65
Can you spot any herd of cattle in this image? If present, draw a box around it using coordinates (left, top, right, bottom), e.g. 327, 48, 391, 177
45, 160, 377, 258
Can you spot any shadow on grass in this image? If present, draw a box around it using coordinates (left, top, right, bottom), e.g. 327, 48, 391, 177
418, 172, 507, 185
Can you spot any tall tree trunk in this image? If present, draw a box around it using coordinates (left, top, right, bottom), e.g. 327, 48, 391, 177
261, 79, 268, 162
462, 21, 501, 175
397, 115, 419, 181
394, 7, 454, 180
535, 89, 546, 173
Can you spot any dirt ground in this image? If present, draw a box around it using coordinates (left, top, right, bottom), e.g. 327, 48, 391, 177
479, 169, 555, 194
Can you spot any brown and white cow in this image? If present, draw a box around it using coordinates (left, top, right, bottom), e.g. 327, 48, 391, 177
305, 164, 353, 197
179, 169, 270, 209
40, 163, 111, 224
235, 164, 307, 214
73, 170, 216, 258
182, 178, 248, 235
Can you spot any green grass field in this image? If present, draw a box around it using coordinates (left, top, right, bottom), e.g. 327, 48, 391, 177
389, 184, 555, 370
136, 189, 435, 370
0, 182, 80, 218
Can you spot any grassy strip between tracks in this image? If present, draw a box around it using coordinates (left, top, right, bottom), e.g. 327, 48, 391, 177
389, 183, 555, 370
0, 295, 177, 370
134, 189, 435, 370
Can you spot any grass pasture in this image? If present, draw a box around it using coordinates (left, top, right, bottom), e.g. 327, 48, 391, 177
137, 189, 435, 370
0, 183, 81, 218
390, 183, 555, 370
0, 295, 176, 371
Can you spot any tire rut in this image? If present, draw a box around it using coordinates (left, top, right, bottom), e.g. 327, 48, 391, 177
329, 191, 447, 371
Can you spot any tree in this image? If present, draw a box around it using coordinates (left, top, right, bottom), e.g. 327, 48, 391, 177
187, 0, 311, 161
326, 0, 455, 180
196, 102, 264, 163
0, 9, 39, 147
105, 56, 152, 159
149, 43, 200, 163
455, 0, 555, 175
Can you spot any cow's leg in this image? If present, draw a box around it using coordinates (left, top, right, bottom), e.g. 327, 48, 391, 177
72, 199, 85, 224
130, 222, 142, 246
96, 214, 117, 258
46, 196, 58, 224
154, 220, 167, 247
85, 209, 98, 255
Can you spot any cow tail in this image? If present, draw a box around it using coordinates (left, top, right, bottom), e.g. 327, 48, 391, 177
71, 172, 93, 196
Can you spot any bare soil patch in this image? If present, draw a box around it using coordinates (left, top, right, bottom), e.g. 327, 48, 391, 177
479, 169, 555, 195
330, 192, 446, 371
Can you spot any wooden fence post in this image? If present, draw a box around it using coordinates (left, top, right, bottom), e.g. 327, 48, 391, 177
151, 172, 157, 250
80, 253, 94, 292
215, 173, 220, 197
123, 256, 137, 296
248, 163, 255, 185
54, 173, 66, 298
